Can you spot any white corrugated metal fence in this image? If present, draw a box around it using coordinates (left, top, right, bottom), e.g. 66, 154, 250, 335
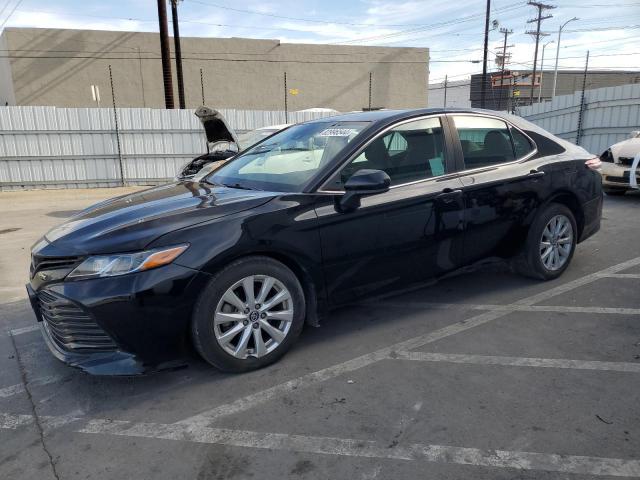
518, 83, 640, 155
0, 107, 337, 190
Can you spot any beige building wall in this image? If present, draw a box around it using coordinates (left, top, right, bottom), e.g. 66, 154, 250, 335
0, 28, 429, 110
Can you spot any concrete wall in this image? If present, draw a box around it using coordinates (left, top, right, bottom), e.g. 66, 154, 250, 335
0, 34, 16, 106
0, 28, 429, 111
428, 80, 471, 108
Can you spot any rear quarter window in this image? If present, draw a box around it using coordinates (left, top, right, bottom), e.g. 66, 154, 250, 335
510, 128, 535, 158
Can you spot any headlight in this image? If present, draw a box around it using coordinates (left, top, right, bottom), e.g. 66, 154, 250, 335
599, 149, 614, 163
68, 244, 188, 280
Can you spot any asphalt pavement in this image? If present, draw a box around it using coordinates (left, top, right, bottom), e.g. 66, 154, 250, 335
1, 187, 639, 480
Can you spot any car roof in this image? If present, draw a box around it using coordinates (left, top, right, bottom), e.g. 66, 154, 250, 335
303, 108, 519, 125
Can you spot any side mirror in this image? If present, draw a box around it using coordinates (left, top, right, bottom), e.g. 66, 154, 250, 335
339, 169, 391, 212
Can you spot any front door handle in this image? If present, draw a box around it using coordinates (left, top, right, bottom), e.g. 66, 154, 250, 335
436, 188, 463, 203
528, 169, 545, 178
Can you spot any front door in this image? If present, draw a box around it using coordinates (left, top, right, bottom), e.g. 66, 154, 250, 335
314, 116, 465, 305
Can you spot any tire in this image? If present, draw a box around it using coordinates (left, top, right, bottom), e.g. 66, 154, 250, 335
603, 188, 627, 196
191, 256, 306, 373
513, 203, 578, 281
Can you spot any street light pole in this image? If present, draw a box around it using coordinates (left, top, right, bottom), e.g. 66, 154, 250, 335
480, 0, 491, 108
538, 40, 554, 103
551, 16, 578, 100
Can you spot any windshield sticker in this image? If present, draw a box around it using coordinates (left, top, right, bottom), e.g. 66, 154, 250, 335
318, 128, 358, 137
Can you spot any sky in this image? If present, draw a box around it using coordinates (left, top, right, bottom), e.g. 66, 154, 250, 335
1, 0, 639, 84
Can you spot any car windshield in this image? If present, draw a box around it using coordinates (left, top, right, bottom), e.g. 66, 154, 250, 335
206, 121, 369, 192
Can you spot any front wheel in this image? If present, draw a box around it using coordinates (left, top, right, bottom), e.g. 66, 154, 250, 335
191, 256, 305, 372
514, 203, 577, 281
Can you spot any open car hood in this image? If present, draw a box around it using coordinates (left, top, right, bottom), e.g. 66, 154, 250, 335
195, 106, 240, 150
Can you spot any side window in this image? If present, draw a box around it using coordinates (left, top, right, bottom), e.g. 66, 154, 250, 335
453, 116, 516, 169
333, 117, 446, 188
510, 127, 536, 158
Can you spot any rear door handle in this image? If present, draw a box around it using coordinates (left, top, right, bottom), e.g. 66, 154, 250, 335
528, 169, 545, 178
436, 188, 463, 203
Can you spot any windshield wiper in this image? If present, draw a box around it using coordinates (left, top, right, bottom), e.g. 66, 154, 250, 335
220, 182, 261, 191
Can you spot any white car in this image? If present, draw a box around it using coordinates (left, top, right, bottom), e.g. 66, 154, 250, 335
237, 124, 291, 150
599, 131, 640, 195
177, 109, 291, 181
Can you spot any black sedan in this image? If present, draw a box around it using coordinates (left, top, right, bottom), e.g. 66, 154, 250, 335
27, 109, 603, 375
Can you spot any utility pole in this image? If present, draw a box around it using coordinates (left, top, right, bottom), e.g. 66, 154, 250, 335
526, 1, 555, 105
498, 28, 513, 111
368, 72, 372, 110
576, 50, 589, 146
157, 0, 174, 109
200, 68, 205, 105
552, 17, 578, 100
538, 40, 554, 103
284, 72, 288, 123
171, 0, 186, 109
443, 75, 448, 108
480, 0, 491, 108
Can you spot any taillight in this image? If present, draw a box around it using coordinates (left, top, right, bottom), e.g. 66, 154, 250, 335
585, 157, 602, 171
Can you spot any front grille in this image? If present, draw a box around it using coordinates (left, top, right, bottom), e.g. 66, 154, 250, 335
31, 255, 83, 279
619, 157, 635, 167
605, 175, 629, 184
38, 290, 117, 353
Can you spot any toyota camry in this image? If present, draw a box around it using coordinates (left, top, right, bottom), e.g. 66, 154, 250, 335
27, 109, 603, 375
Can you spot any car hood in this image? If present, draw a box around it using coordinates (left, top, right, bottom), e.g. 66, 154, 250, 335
42, 182, 276, 255
195, 106, 239, 151
610, 137, 640, 160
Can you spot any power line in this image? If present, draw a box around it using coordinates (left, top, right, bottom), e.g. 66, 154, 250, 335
0, 0, 13, 20
526, 1, 555, 104
331, 3, 528, 45
11, 8, 342, 34
186, 0, 527, 28
0, 53, 430, 63
0, 0, 23, 31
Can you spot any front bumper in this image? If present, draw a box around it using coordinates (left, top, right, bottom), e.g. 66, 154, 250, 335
27, 264, 210, 375
600, 162, 639, 189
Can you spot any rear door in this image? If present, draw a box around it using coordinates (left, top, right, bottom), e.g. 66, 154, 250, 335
314, 115, 466, 305
448, 114, 548, 264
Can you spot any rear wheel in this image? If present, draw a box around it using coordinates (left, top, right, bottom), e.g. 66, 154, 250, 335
514, 203, 577, 281
191, 256, 305, 372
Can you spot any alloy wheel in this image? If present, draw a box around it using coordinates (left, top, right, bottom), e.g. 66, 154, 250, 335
213, 275, 293, 359
539, 214, 573, 271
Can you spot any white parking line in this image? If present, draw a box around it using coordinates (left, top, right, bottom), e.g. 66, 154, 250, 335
0, 412, 82, 431
0, 375, 67, 399
392, 352, 640, 373
7, 325, 39, 336
0, 412, 33, 429
175, 310, 509, 427
604, 273, 640, 279
177, 255, 640, 427
370, 302, 640, 316
3, 412, 638, 476
75, 418, 640, 477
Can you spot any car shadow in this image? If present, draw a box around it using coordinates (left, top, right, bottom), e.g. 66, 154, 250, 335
1, 259, 541, 420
